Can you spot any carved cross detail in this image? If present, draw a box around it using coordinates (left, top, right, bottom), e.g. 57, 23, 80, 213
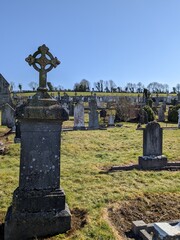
25, 44, 60, 91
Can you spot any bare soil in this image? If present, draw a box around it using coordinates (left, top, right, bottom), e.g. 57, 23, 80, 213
108, 193, 180, 239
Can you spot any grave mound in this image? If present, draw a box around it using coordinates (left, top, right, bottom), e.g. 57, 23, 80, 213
108, 193, 180, 239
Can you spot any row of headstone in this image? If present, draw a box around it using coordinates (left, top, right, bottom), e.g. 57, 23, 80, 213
3, 45, 180, 240
73, 101, 115, 129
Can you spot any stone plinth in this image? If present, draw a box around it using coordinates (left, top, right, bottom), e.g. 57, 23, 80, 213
138, 121, 167, 169
5, 92, 71, 240
139, 155, 167, 169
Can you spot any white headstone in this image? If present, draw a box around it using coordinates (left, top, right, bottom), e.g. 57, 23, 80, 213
74, 101, 85, 129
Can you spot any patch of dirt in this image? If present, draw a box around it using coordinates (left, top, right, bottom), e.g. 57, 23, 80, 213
107, 193, 180, 239
66, 208, 88, 236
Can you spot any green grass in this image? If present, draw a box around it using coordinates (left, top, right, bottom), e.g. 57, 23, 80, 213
14, 91, 176, 98
0, 123, 180, 239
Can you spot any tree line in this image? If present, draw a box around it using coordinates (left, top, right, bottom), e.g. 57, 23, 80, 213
10, 79, 180, 94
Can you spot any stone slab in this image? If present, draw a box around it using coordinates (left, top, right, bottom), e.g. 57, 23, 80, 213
12, 188, 66, 213
132, 220, 147, 235
139, 155, 167, 169
154, 222, 180, 239
5, 204, 71, 240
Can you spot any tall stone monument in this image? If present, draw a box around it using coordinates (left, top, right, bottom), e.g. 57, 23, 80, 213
5, 45, 71, 240
138, 121, 167, 169
88, 97, 99, 129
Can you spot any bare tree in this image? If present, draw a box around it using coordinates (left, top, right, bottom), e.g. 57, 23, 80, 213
176, 84, 180, 93
29, 81, 38, 91
10, 81, 15, 91
109, 80, 116, 92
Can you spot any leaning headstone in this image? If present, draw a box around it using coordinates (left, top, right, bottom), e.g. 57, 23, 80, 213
158, 106, 165, 122
138, 108, 148, 124
178, 109, 180, 129
88, 97, 99, 129
73, 101, 85, 130
1, 103, 15, 128
4, 45, 71, 240
138, 121, 167, 169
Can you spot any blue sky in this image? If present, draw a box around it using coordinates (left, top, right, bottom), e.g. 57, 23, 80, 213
1, 0, 180, 91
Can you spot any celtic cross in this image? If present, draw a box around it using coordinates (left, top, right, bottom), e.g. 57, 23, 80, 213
25, 44, 60, 91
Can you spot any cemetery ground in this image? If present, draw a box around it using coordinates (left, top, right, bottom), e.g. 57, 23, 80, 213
0, 120, 180, 239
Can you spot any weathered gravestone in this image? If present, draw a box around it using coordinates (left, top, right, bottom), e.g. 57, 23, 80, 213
158, 106, 165, 122
88, 97, 99, 129
138, 108, 148, 124
73, 101, 85, 130
138, 121, 167, 169
0, 74, 12, 107
177, 93, 180, 103
1, 103, 15, 128
178, 109, 180, 129
108, 114, 115, 126
4, 45, 71, 240
153, 222, 180, 240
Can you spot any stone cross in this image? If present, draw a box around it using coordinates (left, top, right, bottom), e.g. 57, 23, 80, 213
25, 44, 60, 91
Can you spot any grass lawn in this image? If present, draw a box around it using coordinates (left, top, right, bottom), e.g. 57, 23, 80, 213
14, 91, 176, 98
0, 123, 180, 239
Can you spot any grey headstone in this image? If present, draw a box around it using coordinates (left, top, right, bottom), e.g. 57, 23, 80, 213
139, 122, 167, 169
108, 114, 115, 126
158, 106, 165, 122
88, 98, 99, 129
73, 101, 85, 130
178, 109, 180, 129
1, 103, 15, 128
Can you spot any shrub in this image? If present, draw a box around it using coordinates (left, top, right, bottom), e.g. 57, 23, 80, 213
168, 104, 180, 122
143, 105, 155, 122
